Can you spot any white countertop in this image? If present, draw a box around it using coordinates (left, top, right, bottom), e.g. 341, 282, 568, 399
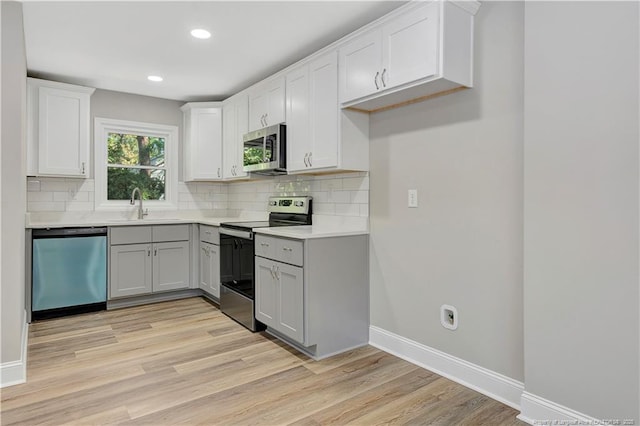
254, 225, 367, 239
25, 212, 368, 239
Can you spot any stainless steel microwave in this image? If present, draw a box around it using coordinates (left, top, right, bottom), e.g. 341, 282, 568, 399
242, 123, 287, 175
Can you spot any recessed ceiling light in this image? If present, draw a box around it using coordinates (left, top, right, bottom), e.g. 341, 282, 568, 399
147, 75, 163, 82
191, 29, 211, 39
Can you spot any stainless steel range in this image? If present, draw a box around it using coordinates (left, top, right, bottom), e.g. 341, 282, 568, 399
219, 196, 312, 331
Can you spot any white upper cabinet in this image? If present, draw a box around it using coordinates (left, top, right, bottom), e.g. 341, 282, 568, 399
181, 102, 223, 181
27, 78, 95, 177
222, 93, 249, 179
339, 0, 480, 112
248, 76, 285, 131
286, 51, 368, 174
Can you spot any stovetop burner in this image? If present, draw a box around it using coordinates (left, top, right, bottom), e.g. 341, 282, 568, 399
220, 196, 312, 231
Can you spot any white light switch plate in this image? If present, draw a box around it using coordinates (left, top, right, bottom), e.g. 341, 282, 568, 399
408, 189, 418, 208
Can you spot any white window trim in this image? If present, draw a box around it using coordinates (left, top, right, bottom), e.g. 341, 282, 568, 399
94, 117, 178, 211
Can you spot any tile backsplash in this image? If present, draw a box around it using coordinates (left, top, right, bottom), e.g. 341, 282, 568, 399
26, 172, 369, 217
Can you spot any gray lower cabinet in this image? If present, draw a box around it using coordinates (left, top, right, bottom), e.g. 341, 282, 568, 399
198, 225, 220, 299
255, 256, 304, 343
254, 233, 369, 360
110, 243, 153, 297
199, 241, 220, 298
109, 225, 190, 299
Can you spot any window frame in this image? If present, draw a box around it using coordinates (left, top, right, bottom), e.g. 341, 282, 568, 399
94, 117, 178, 211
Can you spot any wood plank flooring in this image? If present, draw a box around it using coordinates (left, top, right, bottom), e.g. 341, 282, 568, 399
1, 298, 524, 425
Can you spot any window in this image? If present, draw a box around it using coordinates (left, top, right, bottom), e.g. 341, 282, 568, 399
95, 118, 178, 210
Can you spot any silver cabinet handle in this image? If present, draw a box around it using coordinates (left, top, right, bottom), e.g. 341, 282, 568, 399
147, 248, 151, 257
275, 265, 280, 280
374, 71, 380, 90
303, 153, 309, 167
381, 68, 387, 87
260, 242, 270, 247
217, 167, 221, 178
81, 162, 86, 174
154, 248, 157, 256
270, 265, 276, 279
308, 152, 312, 167
282, 247, 293, 252
264, 113, 268, 126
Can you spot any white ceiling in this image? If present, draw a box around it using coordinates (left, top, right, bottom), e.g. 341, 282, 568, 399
22, 1, 404, 102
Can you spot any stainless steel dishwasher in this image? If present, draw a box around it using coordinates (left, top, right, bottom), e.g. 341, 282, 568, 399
31, 227, 107, 320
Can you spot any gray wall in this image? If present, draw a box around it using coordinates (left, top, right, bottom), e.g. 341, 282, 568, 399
369, 1, 525, 381
1, 1, 27, 366
523, 1, 639, 420
90, 89, 184, 179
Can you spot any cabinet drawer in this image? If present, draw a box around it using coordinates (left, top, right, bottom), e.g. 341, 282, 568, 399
110, 226, 152, 245
152, 224, 189, 242
255, 235, 304, 267
200, 225, 219, 245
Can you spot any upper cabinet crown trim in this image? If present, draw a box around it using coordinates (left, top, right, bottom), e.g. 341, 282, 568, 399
27, 77, 96, 95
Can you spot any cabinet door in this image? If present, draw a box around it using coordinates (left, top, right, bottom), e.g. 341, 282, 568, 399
285, 65, 310, 172
223, 96, 248, 179
152, 241, 190, 292
308, 52, 339, 170
382, 1, 439, 89
234, 95, 249, 178
110, 243, 152, 298
255, 257, 277, 328
38, 87, 90, 177
222, 102, 237, 179
186, 107, 222, 180
265, 76, 286, 126
199, 241, 220, 298
248, 90, 267, 132
276, 262, 304, 343
339, 31, 382, 104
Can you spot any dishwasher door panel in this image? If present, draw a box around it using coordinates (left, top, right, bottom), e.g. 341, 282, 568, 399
32, 235, 107, 311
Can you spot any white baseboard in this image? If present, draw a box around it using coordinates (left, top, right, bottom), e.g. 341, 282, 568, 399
0, 310, 28, 388
369, 326, 524, 410
517, 391, 599, 425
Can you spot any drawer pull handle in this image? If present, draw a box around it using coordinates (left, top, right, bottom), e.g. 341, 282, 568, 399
261, 242, 270, 247
282, 247, 293, 252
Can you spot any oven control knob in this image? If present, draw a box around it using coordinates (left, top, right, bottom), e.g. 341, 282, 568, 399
269, 201, 277, 206
294, 201, 304, 207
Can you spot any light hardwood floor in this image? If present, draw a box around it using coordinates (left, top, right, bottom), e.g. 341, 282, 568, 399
1, 298, 524, 425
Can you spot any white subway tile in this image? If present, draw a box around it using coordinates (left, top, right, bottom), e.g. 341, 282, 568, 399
40, 179, 72, 192
335, 204, 360, 217
27, 180, 41, 192
350, 190, 369, 204
71, 191, 89, 202
77, 180, 95, 192
52, 192, 69, 202
313, 203, 336, 215
321, 179, 343, 191
27, 192, 53, 202
342, 176, 369, 191
178, 192, 194, 202
28, 201, 65, 212
309, 191, 328, 203
212, 193, 228, 202
328, 190, 350, 203
66, 201, 93, 211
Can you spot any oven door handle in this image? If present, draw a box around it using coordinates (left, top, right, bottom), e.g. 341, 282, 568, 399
220, 228, 253, 240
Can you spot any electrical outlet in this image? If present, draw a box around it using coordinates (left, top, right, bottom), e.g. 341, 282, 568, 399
440, 304, 458, 330
408, 189, 418, 208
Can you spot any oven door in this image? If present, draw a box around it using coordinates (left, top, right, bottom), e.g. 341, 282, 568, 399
219, 230, 255, 299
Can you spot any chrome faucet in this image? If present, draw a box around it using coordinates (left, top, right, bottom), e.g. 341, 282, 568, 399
130, 187, 148, 219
